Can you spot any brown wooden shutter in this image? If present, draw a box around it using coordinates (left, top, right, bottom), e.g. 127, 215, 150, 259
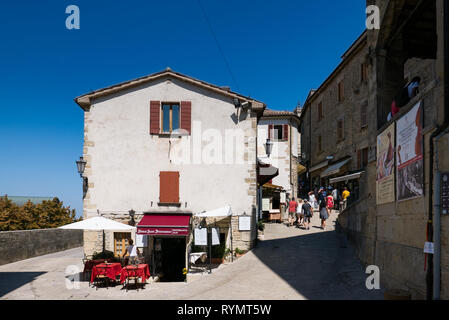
180, 101, 192, 134
361, 102, 367, 128
150, 101, 160, 134
160, 171, 180, 203
283, 124, 289, 141
357, 150, 362, 169
268, 124, 273, 139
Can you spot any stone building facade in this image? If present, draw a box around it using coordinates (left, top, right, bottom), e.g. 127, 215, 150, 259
75, 69, 265, 278
300, 31, 374, 199
315, 0, 448, 300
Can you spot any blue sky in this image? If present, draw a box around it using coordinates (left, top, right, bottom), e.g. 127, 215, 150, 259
0, 1, 366, 218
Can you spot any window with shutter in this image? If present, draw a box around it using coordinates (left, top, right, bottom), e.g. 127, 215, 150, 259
362, 148, 369, 168
283, 124, 289, 141
338, 81, 344, 102
357, 150, 362, 169
337, 119, 344, 141
318, 102, 323, 121
180, 101, 192, 134
150, 101, 161, 134
361, 102, 368, 128
361, 63, 368, 82
268, 124, 273, 140
160, 171, 180, 204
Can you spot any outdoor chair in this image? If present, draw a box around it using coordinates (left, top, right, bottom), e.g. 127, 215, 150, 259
93, 265, 110, 290
124, 265, 140, 292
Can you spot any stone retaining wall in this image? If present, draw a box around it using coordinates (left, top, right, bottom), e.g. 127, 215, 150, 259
0, 229, 83, 266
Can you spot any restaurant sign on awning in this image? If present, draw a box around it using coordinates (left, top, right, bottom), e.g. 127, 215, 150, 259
137, 214, 191, 236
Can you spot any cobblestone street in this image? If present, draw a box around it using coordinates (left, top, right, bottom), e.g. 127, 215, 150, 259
0, 211, 383, 300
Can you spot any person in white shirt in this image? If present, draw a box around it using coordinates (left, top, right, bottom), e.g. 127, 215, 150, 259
296, 198, 304, 227
122, 239, 140, 265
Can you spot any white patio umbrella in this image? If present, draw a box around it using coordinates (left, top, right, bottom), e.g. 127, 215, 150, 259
195, 206, 232, 218
59, 216, 136, 252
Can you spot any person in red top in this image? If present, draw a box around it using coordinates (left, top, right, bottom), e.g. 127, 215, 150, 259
288, 198, 298, 227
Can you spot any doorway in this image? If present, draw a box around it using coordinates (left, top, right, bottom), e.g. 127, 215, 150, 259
156, 237, 186, 282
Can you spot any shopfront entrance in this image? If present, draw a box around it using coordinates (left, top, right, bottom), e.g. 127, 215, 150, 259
137, 213, 191, 283
154, 237, 186, 282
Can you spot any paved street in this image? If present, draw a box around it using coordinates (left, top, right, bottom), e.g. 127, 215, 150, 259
0, 211, 384, 300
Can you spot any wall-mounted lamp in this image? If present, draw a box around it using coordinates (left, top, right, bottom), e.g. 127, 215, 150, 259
129, 209, 136, 226
265, 138, 274, 158
76, 156, 88, 199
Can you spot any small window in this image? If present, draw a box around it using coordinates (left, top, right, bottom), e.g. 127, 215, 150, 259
361, 102, 368, 128
362, 148, 369, 168
337, 119, 344, 141
357, 148, 369, 169
361, 63, 368, 82
318, 102, 324, 121
161, 103, 180, 133
338, 81, 344, 102
273, 125, 284, 141
318, 136, 322, 153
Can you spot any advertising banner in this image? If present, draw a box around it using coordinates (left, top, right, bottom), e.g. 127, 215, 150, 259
396, 102, 424, 201
376, 123, 395, 204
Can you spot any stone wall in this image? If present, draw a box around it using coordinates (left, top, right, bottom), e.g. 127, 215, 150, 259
0, 229, 83, 266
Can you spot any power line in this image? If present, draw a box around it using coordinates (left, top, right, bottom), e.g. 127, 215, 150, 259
196, 0, 240, 91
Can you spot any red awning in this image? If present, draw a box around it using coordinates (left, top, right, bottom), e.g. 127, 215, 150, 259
137, 214, 191, 236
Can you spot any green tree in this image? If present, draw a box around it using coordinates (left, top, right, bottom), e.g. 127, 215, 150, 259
0, 195, 79, 231
0, 196, 23, 231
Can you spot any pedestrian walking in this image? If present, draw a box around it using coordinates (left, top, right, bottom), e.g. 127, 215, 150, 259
326, 189, 334, 216
332, 187, 338, 210
296, 198, 304, 227
301, 199, 313, 230
288, 197, 298, 227
319, 195, 329, 230
308, 191, 318, 211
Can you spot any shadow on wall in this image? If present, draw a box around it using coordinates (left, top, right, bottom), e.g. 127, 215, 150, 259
251, 222, 384, 300
0, 272, 46, 297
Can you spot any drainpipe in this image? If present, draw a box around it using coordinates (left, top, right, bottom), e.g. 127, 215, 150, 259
428, 0, 449, 300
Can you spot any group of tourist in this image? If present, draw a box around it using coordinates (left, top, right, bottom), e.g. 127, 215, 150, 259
286, 186, 351, 230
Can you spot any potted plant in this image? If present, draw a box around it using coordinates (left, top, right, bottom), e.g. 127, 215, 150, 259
234, 247, 246, 258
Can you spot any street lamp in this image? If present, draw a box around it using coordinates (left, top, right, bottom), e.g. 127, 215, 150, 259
265, 138, 273, 158
76, 157, 88, 199
76, 157, 86, 178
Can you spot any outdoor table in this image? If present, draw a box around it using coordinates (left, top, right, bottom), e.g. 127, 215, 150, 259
120, 264, 151, 284
90, 262, 123, 283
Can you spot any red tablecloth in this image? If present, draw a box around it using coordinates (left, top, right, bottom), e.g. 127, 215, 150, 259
120, 264, 151, 284
90, 263, 122, 283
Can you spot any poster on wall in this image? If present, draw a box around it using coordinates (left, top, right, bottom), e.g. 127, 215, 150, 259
396, 101, 424, 201
376, 123, 396, 204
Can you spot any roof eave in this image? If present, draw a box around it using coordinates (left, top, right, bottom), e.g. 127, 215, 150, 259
74, 69, 264, 111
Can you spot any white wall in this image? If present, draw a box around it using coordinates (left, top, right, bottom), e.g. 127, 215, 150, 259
257, 119, 292, 194
85, 78, 256, 218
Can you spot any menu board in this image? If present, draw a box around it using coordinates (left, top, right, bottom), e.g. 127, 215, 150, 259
194, 228, 207, 246
239, 216, 251, 231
